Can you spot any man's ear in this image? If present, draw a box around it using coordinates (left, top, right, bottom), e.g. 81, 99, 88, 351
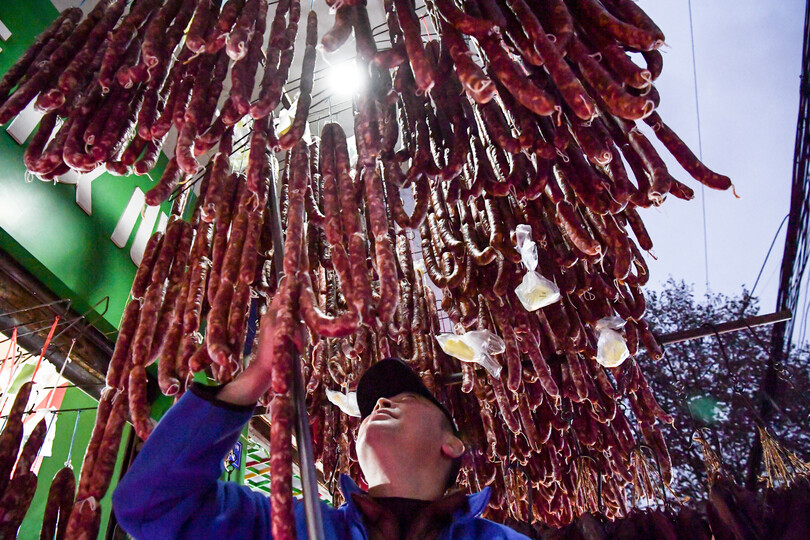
440, 434, 465, 459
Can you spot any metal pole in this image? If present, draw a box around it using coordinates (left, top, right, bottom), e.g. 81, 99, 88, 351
658, 309, 792, 345
267, 154, 325, 540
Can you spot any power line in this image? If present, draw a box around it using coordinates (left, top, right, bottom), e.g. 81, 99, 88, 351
687, 0, 710, 292
740, 214, 790, 316
797, 268, 810, 344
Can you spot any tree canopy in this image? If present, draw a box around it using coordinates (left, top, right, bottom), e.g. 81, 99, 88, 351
635, 279, 810, 506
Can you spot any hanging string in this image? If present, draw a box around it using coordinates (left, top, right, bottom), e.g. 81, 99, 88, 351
0, 328, 20, 412
41, 409, 58, 464
31, 316, 59, 381
740, 214, 791, 316
0, 327, 17, 384
65, 409, 82, 468
45, 339, 75, 409
687, 0, 710, 291
421, 15, 432, 41
0, 405, 98, 420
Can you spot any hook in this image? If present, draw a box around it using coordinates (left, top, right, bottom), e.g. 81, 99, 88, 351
45, 339, 75, 410
518, 464, 534, 526
53, 295, 110, 343
567, 454, 603, 515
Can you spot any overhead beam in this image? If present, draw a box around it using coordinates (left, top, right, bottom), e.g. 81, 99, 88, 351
443, 310, 793, 385
658, 309, 792, 345
0, 247, 114, 400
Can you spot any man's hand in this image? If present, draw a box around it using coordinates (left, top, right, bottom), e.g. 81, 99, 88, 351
216, 283, 296, 406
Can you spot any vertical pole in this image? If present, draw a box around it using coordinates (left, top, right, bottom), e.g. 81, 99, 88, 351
266, 153, 325, 540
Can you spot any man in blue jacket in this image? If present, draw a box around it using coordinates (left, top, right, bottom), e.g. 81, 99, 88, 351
113, 306, 530, 539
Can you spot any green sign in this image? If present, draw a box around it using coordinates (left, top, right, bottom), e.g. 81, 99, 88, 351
0, 1, 173, 334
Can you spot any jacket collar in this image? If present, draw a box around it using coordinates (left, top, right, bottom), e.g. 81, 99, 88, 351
338, 474, 491, 523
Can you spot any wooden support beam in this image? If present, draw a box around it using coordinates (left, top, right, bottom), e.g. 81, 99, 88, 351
0, 247, 114, 399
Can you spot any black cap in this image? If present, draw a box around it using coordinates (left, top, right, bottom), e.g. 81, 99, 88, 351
356, 357, 463, 490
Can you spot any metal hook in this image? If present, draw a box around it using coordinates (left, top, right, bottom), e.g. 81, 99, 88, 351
53, 295, 110, 342
566, 453, 603, 516
580, 454, 604, 516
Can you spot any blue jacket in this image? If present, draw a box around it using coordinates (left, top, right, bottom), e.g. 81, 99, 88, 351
113, 386, 530, 539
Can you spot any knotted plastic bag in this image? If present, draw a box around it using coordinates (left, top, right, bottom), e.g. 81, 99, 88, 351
326, 388, 361, 417
436, 330, 505, 378
514, 224, 561, 311
595, 317, 630, 368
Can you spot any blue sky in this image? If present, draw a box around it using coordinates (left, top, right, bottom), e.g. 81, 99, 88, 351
635, 1, 805, 321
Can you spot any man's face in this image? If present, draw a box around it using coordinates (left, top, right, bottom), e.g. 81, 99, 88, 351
356, 392, 451, 478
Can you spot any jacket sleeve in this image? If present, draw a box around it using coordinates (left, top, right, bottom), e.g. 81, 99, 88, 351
112, 384, 273, 539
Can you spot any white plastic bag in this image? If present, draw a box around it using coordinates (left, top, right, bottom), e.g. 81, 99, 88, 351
513, 224, 561, 311
515, 225, 538, 272
436, 330, 505, 378
326, 388, 361, 417
595, 317, 630, 368
515, 272, 562, 311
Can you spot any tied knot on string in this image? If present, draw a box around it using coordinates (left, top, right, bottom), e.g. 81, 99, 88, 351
76, 496, 100, 512
100, 385, 116, 400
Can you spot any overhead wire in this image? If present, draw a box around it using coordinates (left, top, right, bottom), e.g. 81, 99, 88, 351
747, 214, 790, 306
796, 268, 810, 344
687, 0, 710, 292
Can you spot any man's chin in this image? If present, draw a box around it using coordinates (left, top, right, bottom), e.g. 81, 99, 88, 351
358, 424, 403, 457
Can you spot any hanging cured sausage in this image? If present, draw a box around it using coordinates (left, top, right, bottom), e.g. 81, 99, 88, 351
0, 0, 738, 534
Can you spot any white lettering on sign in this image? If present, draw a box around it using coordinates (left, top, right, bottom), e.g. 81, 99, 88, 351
6, 102, 169, 267
111, 188, 168, 265
74, 167, 107, 215
56, 165, 107, 217
5, 100, 44, 144
156, 211, 169, 233
130, 204, 161, 266
111, 188, 145, 248
0, 18, 12, 41
55, 168, 80, 185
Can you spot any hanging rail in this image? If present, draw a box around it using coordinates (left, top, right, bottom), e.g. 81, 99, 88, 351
443, 310, 792, 385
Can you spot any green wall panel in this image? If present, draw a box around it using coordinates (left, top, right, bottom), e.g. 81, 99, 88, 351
0, 1, 172, 335
16, 387, 130, 539
1, 4, 209, 537
0, 4, 175, 536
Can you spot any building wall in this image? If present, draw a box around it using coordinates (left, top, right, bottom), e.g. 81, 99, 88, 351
0, 2, 175, 537
0, 1, 172, 335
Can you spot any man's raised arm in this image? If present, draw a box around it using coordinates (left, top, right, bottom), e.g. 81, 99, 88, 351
112, 383, 272, 538
113, 297, 285, 538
